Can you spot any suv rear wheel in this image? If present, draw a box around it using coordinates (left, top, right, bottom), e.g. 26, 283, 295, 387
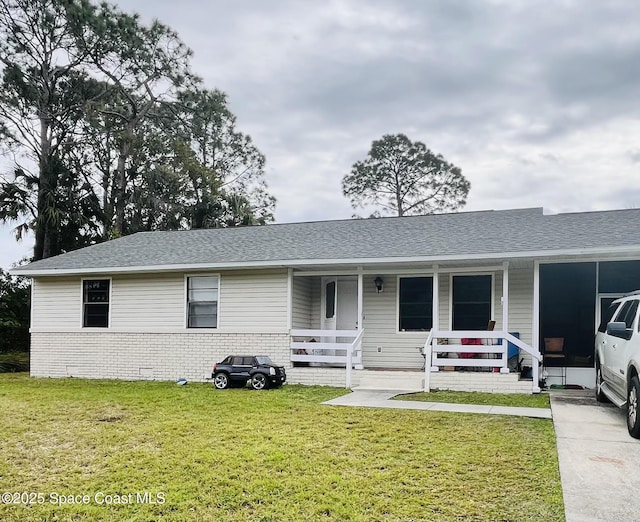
627, 376, 640, 439
213, 372, 230, 390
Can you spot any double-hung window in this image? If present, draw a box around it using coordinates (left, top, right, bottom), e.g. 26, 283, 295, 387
187, 276, 219, 328
452, 275, 492, 330
82, 279, 110, 327
398, 277, 433, 331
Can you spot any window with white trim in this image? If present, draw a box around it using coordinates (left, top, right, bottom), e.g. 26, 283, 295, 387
452, 275, 492, 330
187, 276, 219, 328
82, 279, 110, 328
398, 277, 433, 331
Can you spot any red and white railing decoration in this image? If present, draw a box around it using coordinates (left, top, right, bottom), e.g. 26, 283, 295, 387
423, 330, 542, 394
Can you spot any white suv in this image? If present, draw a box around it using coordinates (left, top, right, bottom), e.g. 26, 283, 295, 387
595, 291, 640, 438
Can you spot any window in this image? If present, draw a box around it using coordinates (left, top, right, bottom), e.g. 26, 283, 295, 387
398, 277, 433, 331
187, 276, 219, 328
325, 281, 336, 319
598, 302, 620, 333
452, 275, 492, 331
83, 279, 110, 328
607, 299, 639, 340
614, 300, 638, 329
231, 356, 252, 366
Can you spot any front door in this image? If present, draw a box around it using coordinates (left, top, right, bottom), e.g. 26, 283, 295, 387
337, 279, 358, 331
321, 278, 337, 332
321, 277, 358, 332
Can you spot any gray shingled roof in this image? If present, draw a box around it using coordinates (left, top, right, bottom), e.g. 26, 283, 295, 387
13, 207, 640, 275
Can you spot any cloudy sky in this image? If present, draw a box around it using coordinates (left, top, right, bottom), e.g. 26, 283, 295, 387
2, 0, 640, 269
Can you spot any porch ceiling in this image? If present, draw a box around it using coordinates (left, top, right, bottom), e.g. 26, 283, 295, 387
291, 258, 533, 274
291, 251, 640, 274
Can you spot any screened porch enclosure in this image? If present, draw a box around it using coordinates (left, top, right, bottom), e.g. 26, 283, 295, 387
539, 260, 640, 369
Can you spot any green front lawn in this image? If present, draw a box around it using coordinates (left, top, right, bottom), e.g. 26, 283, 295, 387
0, 374, 563, 521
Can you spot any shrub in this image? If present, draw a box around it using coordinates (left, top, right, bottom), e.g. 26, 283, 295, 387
0, 352, 29, 373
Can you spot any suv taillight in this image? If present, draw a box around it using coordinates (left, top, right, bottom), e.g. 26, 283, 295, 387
212, 363, 217, 372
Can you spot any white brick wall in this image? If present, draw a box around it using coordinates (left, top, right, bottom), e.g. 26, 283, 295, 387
430, 371, 533, 394
31, 332, 290, 382
287, 367, 357, 388
30, 332, 534, 393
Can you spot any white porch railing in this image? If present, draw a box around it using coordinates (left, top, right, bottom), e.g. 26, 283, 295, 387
423, 330, 543, 394
290, 329, 364, 388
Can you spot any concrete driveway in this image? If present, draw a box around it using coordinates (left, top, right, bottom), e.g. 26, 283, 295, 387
550, 389, 640, 522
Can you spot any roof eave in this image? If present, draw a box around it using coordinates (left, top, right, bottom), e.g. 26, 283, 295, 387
11, 245, 640, 277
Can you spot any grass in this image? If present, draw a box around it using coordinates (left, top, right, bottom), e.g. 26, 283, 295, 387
394, 390, 551, 408
0, 374, 564, 521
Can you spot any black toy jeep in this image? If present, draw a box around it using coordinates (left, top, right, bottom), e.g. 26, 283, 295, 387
212, 355, 287, 390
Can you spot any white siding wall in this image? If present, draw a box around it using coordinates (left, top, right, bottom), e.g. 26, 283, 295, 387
310, 279, 321, 329
494, 274, 503, 331
438, 273, 449, 330
111, 273, 184, 329
220, 269, 288, 331
31, 269, 289, 333
507, 262, 535, 365
362, 275, 427, 369
32, 277, 81, 329
292, 277, 313, 329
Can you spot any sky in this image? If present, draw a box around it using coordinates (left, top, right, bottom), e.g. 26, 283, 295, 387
2, 0, 640, 270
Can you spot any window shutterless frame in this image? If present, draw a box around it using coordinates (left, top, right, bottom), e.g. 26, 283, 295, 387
184, 274, 220, 329
448, 273, 494, 330
396, 275, 434, 332
80, 277, 112, 328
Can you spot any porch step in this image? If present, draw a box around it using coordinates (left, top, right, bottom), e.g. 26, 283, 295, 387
430, 370, 535, 394
354, 370, 424, 392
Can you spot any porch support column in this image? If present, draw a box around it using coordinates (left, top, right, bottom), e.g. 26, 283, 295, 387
430, 265, 439, 372
432, 265, 439, 333
357, 267, 363, 330
356, 267, 364, 370
532, 260, 541, 392
502, 261, 509, 331
501, 261, 510, 373
286, 268, 293, 332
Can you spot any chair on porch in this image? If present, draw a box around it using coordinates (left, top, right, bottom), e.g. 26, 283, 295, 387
544, 337, 566, 385
460, 320, 497, 371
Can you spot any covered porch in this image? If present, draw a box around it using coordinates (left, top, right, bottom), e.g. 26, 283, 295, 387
286, 261, 542, 393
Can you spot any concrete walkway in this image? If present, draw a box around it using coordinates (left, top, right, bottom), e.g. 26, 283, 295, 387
550, 389, 640, 522
323, 389, 552, 419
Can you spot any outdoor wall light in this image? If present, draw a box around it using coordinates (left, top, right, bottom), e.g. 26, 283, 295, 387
374, 277, 384, 293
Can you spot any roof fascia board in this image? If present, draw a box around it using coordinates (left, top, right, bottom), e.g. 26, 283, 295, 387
11, 245, 640, 277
